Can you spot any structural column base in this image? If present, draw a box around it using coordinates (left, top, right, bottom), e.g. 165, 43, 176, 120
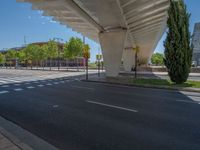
99, 30, 127, 77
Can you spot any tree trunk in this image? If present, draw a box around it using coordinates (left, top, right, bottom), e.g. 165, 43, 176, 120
50, 59, 52, 71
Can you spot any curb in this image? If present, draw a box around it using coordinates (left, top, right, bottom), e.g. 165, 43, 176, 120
0, 116, 59, 150
0, 127, 33, 150
82, 79, 200, 93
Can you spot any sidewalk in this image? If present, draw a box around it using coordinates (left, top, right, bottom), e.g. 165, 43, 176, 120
0, 127, 33, 150
0, 116, 58, 150
0, 132, 21, 150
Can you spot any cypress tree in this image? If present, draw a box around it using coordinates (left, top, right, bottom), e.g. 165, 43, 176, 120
164, 0, 193, 84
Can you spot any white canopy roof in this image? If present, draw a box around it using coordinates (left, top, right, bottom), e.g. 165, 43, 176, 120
17, 0, 170, 60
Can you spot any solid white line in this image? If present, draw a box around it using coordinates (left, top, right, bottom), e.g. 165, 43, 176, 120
0, 91, 9, 94
86, 100, 138, 113
14, 88, 23, 91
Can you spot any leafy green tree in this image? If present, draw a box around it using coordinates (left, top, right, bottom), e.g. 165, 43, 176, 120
23, 44, 38, 69
64, 38, 84, 71
47, 40, 58, 70
67, 37, 84, 58
164, 0, 193, 84
16, 50, 26, 66
5, 49, 17, 68
40, 44, 48, 69
0, 53, 5, 66
63, 42, 70, 69
151, 53, 164, 66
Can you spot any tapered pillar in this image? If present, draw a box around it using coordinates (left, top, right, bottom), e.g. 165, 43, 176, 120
99, 30, 127, 77
123, 49, 135, 72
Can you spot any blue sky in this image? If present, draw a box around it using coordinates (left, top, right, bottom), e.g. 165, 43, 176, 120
0, 0, 199, 62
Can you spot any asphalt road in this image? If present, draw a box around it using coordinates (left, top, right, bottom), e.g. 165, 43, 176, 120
0, 78, 200, 150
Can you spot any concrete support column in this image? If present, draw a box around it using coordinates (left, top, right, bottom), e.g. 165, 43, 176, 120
123, 49, 135, 72
99, 30, 127, 77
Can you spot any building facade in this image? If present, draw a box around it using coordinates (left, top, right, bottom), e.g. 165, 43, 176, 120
192, 22, 200, 66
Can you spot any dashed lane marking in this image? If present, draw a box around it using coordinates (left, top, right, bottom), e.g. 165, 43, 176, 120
27, 86, 35, 89
71, 86, 94, 90
86, 100, 138, 113
14, 88, 23, 92
38, 85, 44, 87
1, 85, 10, 88
46, 83, 52, 86
0, 91, 9, 94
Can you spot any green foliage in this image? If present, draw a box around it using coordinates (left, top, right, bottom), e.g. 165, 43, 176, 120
164, 0, 193, 84
0, 53, 5, 64
47, 40, 58, 59
96, 54, 102, 60
16, 50, 26, 63
40, 44, 48, 60
64, 37, 84, 59
23, 44, 37, 62
151, 53, 164, 65
6, 49, 17, 60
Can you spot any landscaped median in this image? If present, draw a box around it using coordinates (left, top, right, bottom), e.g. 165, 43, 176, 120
84, 76, 200, 93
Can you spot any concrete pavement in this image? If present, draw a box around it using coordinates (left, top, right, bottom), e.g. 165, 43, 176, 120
0, 76, 200, 150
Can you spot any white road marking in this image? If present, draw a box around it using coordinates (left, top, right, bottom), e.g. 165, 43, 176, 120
14, 88, 23, 91
27, 86, 35, 89
175, 100, 198, 104
0, 91, 9, 94
46, 83, 52, 86
1, 85, 9, 88
86, 100, 138, 113
38, 84, 44, 87
53, 105, 59, 108
71, 86, 94, 90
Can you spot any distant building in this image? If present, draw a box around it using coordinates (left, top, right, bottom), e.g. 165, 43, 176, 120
192, 23, 200, 66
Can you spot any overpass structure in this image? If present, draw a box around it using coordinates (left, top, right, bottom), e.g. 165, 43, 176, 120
17, 0, 170, 77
